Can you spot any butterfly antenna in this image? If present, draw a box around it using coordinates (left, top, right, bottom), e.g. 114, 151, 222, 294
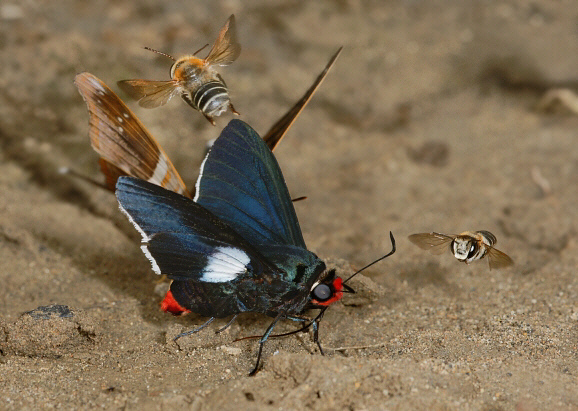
144, 46, 176, 61
193, 43, 210, 55
343, 231, 396, 284
59, 166, 111, 191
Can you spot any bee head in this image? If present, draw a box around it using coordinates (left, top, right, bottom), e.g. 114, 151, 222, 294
451, 237, 480, 264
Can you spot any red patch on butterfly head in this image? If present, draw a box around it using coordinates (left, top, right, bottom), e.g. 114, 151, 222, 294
311, 277, 344, 307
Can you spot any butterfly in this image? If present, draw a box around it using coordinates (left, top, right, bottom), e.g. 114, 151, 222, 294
73, 48, 342, 316
115, 120, 395, 375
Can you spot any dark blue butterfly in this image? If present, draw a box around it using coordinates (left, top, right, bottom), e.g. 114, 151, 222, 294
115, 119, 395, 374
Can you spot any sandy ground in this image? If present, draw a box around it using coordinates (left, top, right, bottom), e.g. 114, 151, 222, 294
1, 1, 578, 409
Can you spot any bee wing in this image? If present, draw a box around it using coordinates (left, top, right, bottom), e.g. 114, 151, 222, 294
75, 73, 190, 197
263, 47, 342, 151
204, 15, 241, 66
117, 79, 179, 108
408, 232, 455, 255
487, 247, 514, 270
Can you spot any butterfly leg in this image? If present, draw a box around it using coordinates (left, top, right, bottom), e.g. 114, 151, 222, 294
173, 317, 215, 341
285, 314, 324, 355
215, 314, 239, 334
249, 311, 286, 376
312, 310, 326, 355
284, 315, 309, 324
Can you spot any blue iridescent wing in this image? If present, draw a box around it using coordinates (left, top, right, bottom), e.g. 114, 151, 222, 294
115, 176, 325, 317
194, 120, 306, 249
116, 176, 279, 282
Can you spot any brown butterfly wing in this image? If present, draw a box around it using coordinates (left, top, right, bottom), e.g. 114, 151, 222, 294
263, 47, 342, 151
75, 72, 190, 197
98, 159, 126, 191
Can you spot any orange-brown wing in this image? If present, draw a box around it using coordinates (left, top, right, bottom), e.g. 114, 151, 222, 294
263, 47, 342, 151
98, 159, 126, 191
408, 232, 455, 255
117, 79, 178, 108
487, 247, 514, 270
204, 14, 241, 66
75, 72, 190, 197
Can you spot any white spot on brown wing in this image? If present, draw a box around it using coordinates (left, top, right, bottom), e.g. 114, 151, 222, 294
118, 126, 124, 134
148, 155, 169, 185
87, 76, 107, 94
117, 116, 124, 123
123, 113, 130, 118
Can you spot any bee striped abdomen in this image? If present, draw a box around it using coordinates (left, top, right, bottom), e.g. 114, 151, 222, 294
477, 230, 497, 246
191, 80, 230, 117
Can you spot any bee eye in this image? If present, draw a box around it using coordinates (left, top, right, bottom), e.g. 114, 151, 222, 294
467, 243, 478, 259
312, 284, 332, 301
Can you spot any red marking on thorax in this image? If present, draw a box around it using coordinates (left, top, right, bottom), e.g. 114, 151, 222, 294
161, 290, 191, 315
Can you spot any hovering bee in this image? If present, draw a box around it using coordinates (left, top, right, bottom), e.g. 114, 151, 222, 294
118, 14, 241, 125
408, 230, 513, 270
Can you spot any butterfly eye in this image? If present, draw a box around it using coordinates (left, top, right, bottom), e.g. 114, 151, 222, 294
312, 284, 332, 301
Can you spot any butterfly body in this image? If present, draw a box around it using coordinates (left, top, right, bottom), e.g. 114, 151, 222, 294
118, 15, 241, 125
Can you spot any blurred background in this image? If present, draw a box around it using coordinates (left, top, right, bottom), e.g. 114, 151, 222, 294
1, 1, 578, 409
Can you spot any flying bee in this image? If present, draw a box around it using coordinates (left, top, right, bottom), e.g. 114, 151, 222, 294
117, 14, 241, 125
408, 230, 514, 270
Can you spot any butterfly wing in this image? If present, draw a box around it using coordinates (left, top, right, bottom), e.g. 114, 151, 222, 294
263, 47, 342, 151
75, 73, 189, 197
97, 159, 125, 191
116, 176, 323, 316
408, 232, 455, 255
205, 14, 241, 66
117, 79, 179, 108
194, 120, 306, 250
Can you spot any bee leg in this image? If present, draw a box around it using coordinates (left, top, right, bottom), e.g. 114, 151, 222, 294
229, 101, 240, 116
249, 311, 286, 376
173, 317, 215, 341
203, 113, 217, 126
215, 314, 238, 334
